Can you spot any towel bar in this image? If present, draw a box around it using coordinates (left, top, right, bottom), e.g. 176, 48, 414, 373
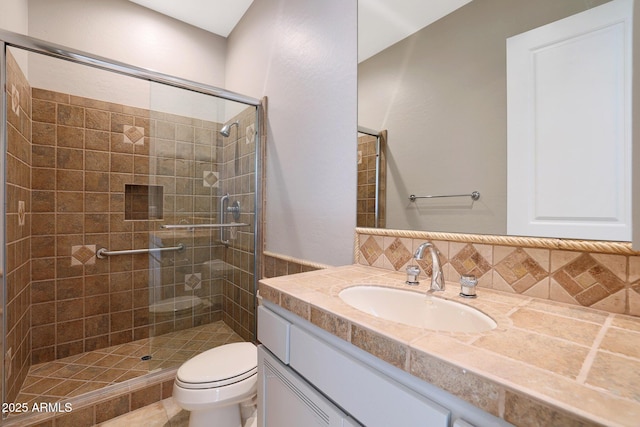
409, 191, 480, 202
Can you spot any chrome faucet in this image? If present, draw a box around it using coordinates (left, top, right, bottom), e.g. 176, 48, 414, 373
414, 242, 445, 291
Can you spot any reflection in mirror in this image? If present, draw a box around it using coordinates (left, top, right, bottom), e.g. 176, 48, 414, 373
357, 127, 387, 227
506, 0, 632, 242
358, 0, 617, 237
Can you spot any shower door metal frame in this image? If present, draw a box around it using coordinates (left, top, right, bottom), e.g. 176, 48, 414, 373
0, 31, 7, 408
357, 126, 384, 228
0, 29, 261, 106
0, 28, 264, 407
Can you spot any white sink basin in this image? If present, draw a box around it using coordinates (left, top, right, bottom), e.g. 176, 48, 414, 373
339, 286, 496, 333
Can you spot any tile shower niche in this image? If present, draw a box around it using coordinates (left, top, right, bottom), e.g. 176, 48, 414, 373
125, 184, 164, 220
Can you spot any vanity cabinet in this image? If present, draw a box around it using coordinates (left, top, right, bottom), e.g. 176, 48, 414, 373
260, 348, 360, 426
257, 302, 511, 427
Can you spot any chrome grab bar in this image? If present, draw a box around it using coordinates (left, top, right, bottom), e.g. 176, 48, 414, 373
161, 223, 249, 230
96, 243, 185, 259
409, 191, 480, 202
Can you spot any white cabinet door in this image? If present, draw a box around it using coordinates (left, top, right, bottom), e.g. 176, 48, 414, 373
507, 0, 632, 241
259, 346, 359, 427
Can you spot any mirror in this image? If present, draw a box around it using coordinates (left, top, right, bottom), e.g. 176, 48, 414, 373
357, 0, 620, 237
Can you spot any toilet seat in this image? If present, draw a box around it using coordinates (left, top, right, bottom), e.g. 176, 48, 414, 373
176, 342, 257, 390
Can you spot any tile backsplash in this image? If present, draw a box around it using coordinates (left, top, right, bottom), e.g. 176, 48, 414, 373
356, 228, 640, 317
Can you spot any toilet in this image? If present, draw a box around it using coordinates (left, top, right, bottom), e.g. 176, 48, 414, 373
173, 342, 258, 427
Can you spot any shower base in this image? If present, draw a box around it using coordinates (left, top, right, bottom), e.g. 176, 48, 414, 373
15, 320, 243, 406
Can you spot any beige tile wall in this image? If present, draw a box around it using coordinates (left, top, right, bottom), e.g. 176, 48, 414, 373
25, 87, 259, 358
28, 86, 261, 363
5, 50, 33, 403
4, 375, 175, 427
262, 252, 326, 279
3, 54, 261, 424
12, 83, 254, 363
218, 107, 259, 341
357, 230, 640, 316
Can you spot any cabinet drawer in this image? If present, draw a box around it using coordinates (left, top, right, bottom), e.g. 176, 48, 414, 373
289, 325, 450, 427
257, 305, 290, 364
259, 346, 361, 426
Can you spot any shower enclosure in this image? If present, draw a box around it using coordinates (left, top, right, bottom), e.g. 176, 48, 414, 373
1, 30, 263, 424
356, 126, 386, 228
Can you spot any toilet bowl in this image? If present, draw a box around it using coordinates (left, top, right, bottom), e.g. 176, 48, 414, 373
173, 342, 258, 427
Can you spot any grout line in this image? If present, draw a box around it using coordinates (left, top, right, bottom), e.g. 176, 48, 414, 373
505, 296, 531, 317
576, 314, 613, 384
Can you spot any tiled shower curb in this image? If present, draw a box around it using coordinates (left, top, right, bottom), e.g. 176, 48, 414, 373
3, 368, 176, 427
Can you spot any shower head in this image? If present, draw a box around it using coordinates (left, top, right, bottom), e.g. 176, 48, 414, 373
219, 121, 239, 137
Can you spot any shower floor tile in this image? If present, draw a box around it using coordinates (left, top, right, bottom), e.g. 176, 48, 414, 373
15, 321, 244, 405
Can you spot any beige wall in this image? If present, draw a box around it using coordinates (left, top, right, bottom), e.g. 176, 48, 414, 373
227, 0, 358, 266
358, 0, 610, 235
16, 0, 227, 118
634, 0, 640, 250
0, 0, 29, 72
0, 0, 27, 34
27, 0, 226, 87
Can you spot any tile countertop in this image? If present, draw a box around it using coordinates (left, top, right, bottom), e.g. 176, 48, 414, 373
258, 265, 640, 427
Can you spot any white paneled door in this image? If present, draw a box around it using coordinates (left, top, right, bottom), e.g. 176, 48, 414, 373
507, 0, 632, 241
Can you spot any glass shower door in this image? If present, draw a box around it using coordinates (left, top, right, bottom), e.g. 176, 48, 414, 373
2, 39, 261, 416
144, 82, 259, 368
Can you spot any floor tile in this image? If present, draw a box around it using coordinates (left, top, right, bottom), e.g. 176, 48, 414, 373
15, 321, 243, 405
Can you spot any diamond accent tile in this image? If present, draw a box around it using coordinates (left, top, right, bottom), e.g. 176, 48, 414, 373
11, 84, 19, 116
18, 200, 25, 227
184, 273, 202, 291
71, 245, 96, 266
203, 171, 219, 188
494, 248, 547, 293
450, 243, 491, 277
360, 236, 383, 266
245, 123, 255, 144
123, 125, 144, 145
576, 271, 598, 288
384, 238, 412, 271
552, 253, 625, 307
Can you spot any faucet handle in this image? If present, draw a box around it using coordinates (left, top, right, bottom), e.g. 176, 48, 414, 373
406, 265, 420, 285
459, 274, 478, 298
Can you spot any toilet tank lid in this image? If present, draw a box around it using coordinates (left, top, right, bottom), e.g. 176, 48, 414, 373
177, 342, 257, 384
